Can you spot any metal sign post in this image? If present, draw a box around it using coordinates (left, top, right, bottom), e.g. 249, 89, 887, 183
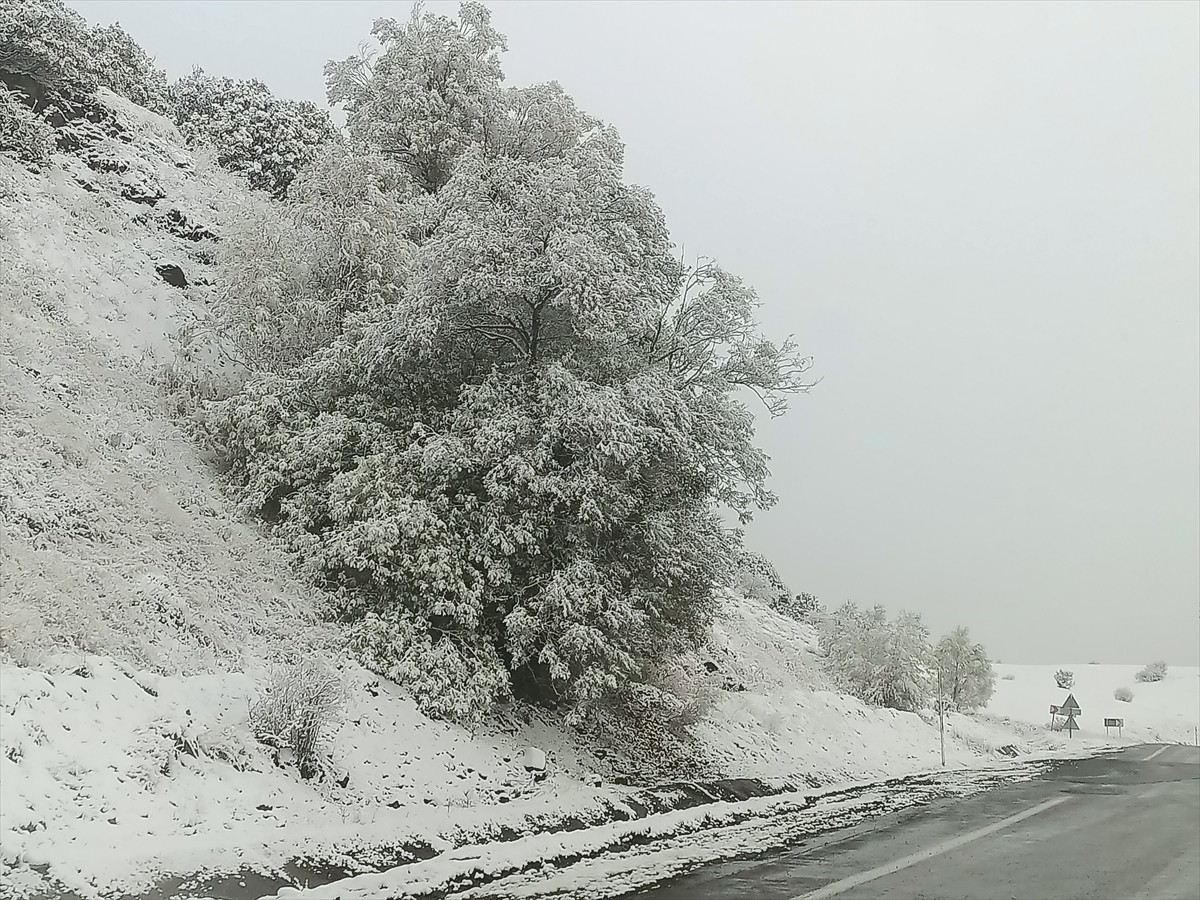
937, 668, 946, 767
1104, 717, 1123, 737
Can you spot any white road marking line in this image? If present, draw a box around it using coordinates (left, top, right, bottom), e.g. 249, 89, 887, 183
1143, 745, 1168, 762
791, 796, 1073, 900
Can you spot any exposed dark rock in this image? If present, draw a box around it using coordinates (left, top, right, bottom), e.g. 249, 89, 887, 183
155, 264, 187, 289
122, 182, 165, 205
160, 208, 218, 242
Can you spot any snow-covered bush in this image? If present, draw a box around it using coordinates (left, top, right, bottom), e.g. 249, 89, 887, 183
819, 601, 933, 711
207, 143, 412, 374
88, 23, 169, 114
732, 551, 791, 608
250, 660, 346, 777
1135, 660, 1167, 683
0, 0, 97, 95
637, 655, 721, 728
1113, 686, 1134, 702
170, 68, 337, 198
775, 591, 821, 623
1001, 673, 1015, 680
0, 86, 52, 163
934, 626, 995, 712
1054, 669, 1074, 689
0, 0, 167, 111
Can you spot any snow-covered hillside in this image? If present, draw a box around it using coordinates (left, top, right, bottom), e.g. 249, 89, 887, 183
1, 67, 1092, 900
991, 663, 1200, 746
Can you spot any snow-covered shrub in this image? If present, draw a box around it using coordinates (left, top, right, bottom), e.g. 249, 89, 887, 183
934, 626, 995, 712
636, 655, 721, 728
170, 68, 337, 198
206, 143, 412, 374
732, 551, 791, 608
250, 660, 346, 777
1002, 673, 1015, 680
0, 86, 53, 163
819, 601, 933, 711
1135, 660, 1167, 683
0, 0, 97, 95
1113, 686, 1134, 702
88, 23, 169, 114
1054, 669, 1074, 689
775, 591, 821, 623
0, 0, 167, 111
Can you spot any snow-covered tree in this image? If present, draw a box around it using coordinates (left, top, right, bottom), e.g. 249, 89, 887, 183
732, 551, 791, 607
206, 2, 814, 722
819, 602, 933, 711
170, 68, 337, 198
0, 0, 167, 112
934, 626, 994, 712
89, 22, 169, 114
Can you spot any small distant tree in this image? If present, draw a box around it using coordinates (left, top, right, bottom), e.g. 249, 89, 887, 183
1054, 669, 1074, 689
732, 551, 791, 608
776, 591, 821, 623
1113, 686, 1134, 702
935, 626, 995, 712
1134, 661, 1167, 683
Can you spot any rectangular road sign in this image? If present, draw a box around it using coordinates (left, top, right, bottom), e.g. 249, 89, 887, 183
1050, 704, 1060, 714
1104, 717, 1124, 727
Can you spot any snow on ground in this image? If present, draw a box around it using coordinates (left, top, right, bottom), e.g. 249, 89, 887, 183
0, 599, 1072, 900
991, 663, 1200, 746
0, 86, 1116, 900
269, 765, 1047, 900
0, 89, 316, 675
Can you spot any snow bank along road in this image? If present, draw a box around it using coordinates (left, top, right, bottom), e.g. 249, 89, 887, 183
624, 744, 1200, 900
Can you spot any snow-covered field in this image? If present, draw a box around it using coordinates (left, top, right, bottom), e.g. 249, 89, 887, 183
991, 663, 1200, 746
0, 79, 1162, 900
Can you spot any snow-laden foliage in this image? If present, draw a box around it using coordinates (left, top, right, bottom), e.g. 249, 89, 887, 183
250, 659, 346, 778
1054, 668, 1074, 689
0, 0, 168, 113
326, 0, 506, 193
1113, 685, 1134, 702
1134, 660, 1167, 683
731, 552, 820, 623
774, 592, 821, 623
933, 626, 994, 712
0, 86, 52, 163
819, 602, 933, 711
732, 551, 791, 609
201, 2, 814, 722
169, 68, 337, 199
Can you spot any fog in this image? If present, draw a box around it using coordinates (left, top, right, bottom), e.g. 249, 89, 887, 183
67, 0, 1200, 664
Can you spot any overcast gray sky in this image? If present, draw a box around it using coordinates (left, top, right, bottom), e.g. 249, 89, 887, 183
67, 0, 1200, 665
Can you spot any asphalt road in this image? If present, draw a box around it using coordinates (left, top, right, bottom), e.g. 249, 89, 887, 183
628, 744, 1200, 900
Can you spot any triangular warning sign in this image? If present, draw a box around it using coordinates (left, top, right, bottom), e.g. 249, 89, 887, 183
1061, 693, 1081, 715
1064, 714, 1078, 732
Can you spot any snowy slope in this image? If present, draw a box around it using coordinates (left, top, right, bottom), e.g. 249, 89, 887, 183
1, 88, 1071, 900
991, 663, 1200, 745
0, 88, 320, 674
